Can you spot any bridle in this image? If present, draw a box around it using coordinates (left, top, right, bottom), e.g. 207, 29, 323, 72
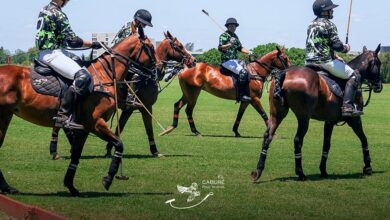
250, 50, 290, 81
166, 38, 194, 67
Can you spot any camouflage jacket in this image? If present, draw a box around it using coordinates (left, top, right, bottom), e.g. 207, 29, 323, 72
112, 21, 137, 45
305, 18, 345, 64
218, 31, 243, 63
35, 2, 79, 50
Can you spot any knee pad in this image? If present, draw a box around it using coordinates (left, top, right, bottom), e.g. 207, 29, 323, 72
73, 69, 93, 95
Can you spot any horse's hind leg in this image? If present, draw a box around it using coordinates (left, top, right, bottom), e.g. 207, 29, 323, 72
160, 96, 187, 136
63, 129, 89, 196
293, 117, 310, 180
105, 109, 134, 157
319, 122, 335, 177
49, 127, 61, 160
346, 117, 372, 175
232, 102, 249, 137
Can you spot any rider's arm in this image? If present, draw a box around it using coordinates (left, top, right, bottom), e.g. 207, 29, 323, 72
218, 32, 231, 52
57, 12, 84, 48
329, 22, 350, 53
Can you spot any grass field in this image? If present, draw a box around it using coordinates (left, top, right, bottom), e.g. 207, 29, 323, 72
0, 80, 389, 219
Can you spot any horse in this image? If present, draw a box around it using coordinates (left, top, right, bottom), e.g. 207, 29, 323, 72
160, 47, 291, 137
0, 33, 159, 196
251, 44, 383, 182
48, 31, 196, 159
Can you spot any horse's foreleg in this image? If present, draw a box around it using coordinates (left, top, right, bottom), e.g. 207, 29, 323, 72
160, 97, 187, 136
232, 102, 249, 137
63, 129, 89, 196
294, 118, 310, 181
250, 97, 269, 127
49, 127, 61, 160
347, 117, 372, 175
105, 109, 134, 157
320, 122, 334, 177
140, 107, 160, 157
94, 118, 124, 191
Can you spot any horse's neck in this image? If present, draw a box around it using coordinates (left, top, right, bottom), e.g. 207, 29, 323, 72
348, 53, 370, 78
88, 53, 127, 82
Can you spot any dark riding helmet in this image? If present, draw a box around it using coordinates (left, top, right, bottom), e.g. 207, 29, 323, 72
313, 0, 339, 16
134, 9, 153, 27
225, 18, 239, 28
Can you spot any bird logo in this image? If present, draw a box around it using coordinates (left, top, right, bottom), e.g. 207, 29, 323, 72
176, 182, 201, 202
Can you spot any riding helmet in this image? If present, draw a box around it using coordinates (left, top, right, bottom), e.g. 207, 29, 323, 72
134, 9, 153, 27
312, 0, 339, 16
225, 17, 239, 28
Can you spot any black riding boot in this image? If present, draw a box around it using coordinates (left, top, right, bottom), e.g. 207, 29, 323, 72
238, 69, 251, 102
54, 86, 84, 129
342, 73, 363, 117
273, 70, 286, 100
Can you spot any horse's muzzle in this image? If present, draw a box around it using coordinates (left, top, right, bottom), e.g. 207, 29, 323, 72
373, 82, 383, 93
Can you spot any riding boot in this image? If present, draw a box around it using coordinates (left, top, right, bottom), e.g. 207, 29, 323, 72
125, 93, 143, 109
342, 73, 363, 117
238, 69, 251, 102
273, 70, 285, 100
54, 86, 84, 129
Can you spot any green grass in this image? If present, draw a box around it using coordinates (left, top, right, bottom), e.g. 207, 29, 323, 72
1, 81, 389, 219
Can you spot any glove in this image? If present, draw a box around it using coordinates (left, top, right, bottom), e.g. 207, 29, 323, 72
343, 44, 351, 53
91, 41, 102, 49
229, 37, 237, 44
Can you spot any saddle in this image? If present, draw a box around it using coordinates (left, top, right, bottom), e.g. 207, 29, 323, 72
306, 64, 346, 98
31, 59, 72, 97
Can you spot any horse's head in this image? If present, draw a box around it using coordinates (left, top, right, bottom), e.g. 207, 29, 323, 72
157, 31, 196, 68
113, 33, 161, 80
349, 44, 383, 93
250, 46, 291, 76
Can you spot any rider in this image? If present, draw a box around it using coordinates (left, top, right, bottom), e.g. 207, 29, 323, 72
112, 9, 153, 108
36, 0, 102, 129
218, 17, 253, 102
305, 0, 362, 117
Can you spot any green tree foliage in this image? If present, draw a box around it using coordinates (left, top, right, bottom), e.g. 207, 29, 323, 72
379, 52, 390, 83
196, 48, 221, 66
0, 47, 11, 64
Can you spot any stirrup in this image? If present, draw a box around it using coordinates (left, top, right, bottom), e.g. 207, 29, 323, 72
125, 99, 143, 109
54, 116, 84, 130
239, 95, 252, 102
341, 105, 363, 117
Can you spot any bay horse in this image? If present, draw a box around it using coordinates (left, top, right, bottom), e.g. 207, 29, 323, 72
251, 44, 383, 182
160, 47, 291, 137
48, 31, 196, 159
0, 33, 159, 196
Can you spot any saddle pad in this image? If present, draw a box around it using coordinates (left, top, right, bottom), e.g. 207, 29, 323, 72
319, 73, 343, 98
30, 70, 62, 97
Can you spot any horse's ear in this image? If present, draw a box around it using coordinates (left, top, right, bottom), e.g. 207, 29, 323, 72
167, 31, 173, 39
375, 44, 381, 56
276, 46, 282, 55
164, 31, 168, 39
362, 46, 368, 53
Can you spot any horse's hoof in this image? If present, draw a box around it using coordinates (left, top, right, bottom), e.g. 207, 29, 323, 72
1, 186, 19, 195
297, 174, 307, 181
234, 132, 241, 138
194, 131, 202, 137
51, 153, 61, 160
363, 166, 373, 176
320, 172, 328, 178
102, 176, 113, 191
251, 169, 262, 182
159, 126, 175, 136
65, 185, 80, 197
152, 153, 165, 158
104, 152, 112, 158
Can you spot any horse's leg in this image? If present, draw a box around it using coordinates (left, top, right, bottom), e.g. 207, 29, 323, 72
63, 129, 89, 196
346, 117, 372, 175
49, 127, 61, 160
232, 102, 249, 137
105, 109, 134, 157
293, 118, 310, 181
139, 106, 161, 157
183, 88, 202, 136
93, 118, 124, 191
251, 103, 289, 181
0, 105, 18, 194
319, 122, 334, 177
250, 97, 270, 127
160, 97, 188, 136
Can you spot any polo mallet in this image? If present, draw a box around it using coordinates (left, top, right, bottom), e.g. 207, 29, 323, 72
345, 0, 353, 44
201, 9, 226, 32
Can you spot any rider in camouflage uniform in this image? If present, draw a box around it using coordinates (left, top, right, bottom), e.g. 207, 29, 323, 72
306, 0, 362, 117
111, 9, 153, 108
218, 18, 253, 102
36, 0, 102, 129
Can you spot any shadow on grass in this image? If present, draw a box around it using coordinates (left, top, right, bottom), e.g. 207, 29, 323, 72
256, 170, 387, 183
62, 154, 195, 160
19, 191, 174, 198
199, 134, 263, 139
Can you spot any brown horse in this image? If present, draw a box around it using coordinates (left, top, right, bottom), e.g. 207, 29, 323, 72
160, 47, 291, 137
251, 44, 383, 182
48, 31, 196, 159
0, 34, 159, 196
